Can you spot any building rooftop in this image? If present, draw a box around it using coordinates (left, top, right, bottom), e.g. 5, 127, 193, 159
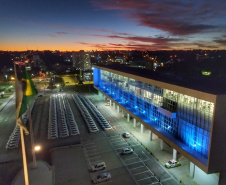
94, 64, 226, 95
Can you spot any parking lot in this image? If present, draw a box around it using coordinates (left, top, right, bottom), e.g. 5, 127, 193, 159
48, 92, 181, 185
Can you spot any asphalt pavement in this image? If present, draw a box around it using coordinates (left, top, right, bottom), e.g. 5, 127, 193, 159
1, 90, 199, 185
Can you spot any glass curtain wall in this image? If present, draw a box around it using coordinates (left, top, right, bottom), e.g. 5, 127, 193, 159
94, 68, 214, 158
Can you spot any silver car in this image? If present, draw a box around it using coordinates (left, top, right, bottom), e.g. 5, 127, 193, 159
121, 147, 133, 155
92, 172, 111, 184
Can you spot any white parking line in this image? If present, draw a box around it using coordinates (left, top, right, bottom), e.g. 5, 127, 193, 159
87, 152, 100, 156
109, 136, 122, 140
110, 141, 125, 145
141, 151, 149, 157
129, 144, 140, 147
133, 170, 149, 176
85, 146, 97, 150
90, 160, 104, 164
109, 138, 124, 143
137, 176, 152, 182
84, 142, 95, 146
142, 158, 150, 162
159, 177, 173, 182
112, 143, 127, 147
86, 149, 98, 154
152, 181, 161, 184
88, 156, 102, 160
123, 157, 140, 162
125, 161, 143, 166
129, 165, 146, 170
109, 135, 120, 140
114, 146, 129, 150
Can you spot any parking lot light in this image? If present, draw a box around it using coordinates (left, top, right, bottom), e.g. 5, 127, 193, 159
34, 145, 41, 152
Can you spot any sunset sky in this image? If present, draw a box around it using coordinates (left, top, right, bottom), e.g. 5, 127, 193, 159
0, 0, 226, 51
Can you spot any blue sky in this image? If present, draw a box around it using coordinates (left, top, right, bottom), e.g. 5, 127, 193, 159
0, 0, 226, 51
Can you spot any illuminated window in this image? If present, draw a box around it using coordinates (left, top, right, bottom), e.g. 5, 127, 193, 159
94, 69, 212, 157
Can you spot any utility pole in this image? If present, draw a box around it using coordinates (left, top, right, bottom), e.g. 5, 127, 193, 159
28, 104, 37, 168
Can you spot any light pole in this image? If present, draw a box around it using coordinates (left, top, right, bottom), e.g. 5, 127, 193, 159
5, 74, 8, 84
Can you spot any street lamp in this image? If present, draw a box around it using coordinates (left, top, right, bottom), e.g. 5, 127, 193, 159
5, 75, 8, 84
34, 145, 41, 152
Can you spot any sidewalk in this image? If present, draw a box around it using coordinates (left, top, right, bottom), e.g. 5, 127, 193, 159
11, 161, 54, 185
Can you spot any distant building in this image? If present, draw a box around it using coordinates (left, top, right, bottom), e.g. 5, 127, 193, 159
72, 50, 91, 71
72, 50, 92, 81
32, 55, 44, 68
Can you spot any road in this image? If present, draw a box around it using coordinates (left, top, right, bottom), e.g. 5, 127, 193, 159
0, 95, 17, 153
0, 94, 22, 185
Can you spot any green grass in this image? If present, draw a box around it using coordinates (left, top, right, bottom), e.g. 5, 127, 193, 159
0, 84, 15, 99
0, 95, 10, 99
0, 84, 9, 91
0, 84, 14, 91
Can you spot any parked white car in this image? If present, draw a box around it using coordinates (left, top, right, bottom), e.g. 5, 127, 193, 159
90, 162, 106, 172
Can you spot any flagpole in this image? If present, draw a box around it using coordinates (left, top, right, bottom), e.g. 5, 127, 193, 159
20, 126, 30, 185
28, 104, 37, 168
14, 62, 30, 185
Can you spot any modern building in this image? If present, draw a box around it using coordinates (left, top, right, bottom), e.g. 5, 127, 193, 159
72, 50, 92, 71
72, 50, 92, 81
93, 64, 226, 185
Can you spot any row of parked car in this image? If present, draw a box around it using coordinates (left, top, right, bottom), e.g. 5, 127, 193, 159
48, 94, 80, 139
61, 95, 80, 136
48, 95, 59, 139
6, 100, 35, 150
89, 132, 135, 184
6, 125, 20, 149
89, 161, 111, 183
72, 95, 99, 133
55, 95, 70, 138
81, 97, 112, 131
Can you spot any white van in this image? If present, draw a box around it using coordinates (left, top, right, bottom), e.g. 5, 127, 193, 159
90, 162, 106, 172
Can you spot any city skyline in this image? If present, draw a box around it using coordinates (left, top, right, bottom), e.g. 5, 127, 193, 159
1, 0, 226, 51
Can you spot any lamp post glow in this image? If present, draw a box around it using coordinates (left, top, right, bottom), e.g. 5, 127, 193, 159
34, 145, 41, 152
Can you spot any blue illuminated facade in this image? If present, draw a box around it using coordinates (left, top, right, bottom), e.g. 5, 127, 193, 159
93, 67, 214, 163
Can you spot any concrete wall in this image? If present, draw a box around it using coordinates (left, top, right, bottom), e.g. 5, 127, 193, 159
208, 95, 226, 173
219, 171, 226, 185
194, 165, 219, 185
